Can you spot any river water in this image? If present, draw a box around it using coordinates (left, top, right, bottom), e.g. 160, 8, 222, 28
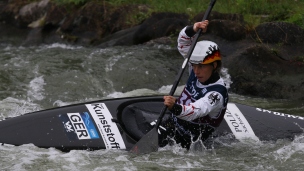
0, 41, 304, 170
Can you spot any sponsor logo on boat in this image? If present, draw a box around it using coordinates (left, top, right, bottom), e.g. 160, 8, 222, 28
86, 103, 126, 149
59, 112, 100, 140
225, 110, 248, 133
67, 113, 91, 139
63, 121, 74, 132
256, 108, 304, 120
225, 104, 259, 142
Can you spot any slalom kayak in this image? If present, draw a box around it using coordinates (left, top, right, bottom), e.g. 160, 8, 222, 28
0, 96, 303, 151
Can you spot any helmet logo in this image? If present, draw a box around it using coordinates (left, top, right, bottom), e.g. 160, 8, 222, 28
202, 45, 221, 64
190, 41, 221, 64
206, 45, 219, 56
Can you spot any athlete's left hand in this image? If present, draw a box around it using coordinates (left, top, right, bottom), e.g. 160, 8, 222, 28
193, 20, 209, 33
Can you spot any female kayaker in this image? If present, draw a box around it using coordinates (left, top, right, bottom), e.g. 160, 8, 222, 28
160, 20, 229, 149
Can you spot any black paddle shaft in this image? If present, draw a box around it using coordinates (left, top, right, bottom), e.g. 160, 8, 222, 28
155, 0, 217, 128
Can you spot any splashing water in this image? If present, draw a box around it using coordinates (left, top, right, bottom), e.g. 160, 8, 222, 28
0, 42, 303, 170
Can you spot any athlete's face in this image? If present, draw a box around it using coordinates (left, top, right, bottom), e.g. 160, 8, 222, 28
192, 62, 216, 83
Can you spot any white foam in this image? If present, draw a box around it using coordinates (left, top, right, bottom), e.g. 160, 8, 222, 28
27, 76, 46, 101
157, 85, 184, 95
105, 53, 132, 72
0, 97, 41, 118
107, 88, 160, 98
52, 100, 72, 107
39, 43, 83, 50
106, 85, 184, 99
274, 134, 304, 162
220, 67, 232, 89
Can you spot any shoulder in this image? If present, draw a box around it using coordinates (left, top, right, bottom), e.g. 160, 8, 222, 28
208, 79, 227, 93
206, 91, 223, 106
205, 79, 229, 106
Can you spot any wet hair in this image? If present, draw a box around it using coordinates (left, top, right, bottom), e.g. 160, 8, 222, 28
212, 60, 222, 73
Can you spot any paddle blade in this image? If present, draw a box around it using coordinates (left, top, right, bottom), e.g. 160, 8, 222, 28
129, 127, 159, 154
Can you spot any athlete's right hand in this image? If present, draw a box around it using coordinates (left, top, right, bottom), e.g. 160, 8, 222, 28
163, 96, 176, 110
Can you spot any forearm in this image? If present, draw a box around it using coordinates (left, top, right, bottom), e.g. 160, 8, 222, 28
177, 26, 194, 58
171, 93, 224, 121
169, 103, 183, 115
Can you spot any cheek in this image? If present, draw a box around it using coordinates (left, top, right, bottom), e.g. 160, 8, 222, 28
202, 67, 213, 75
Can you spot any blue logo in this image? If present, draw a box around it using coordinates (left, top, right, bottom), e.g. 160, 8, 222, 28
81, 112, 100, 139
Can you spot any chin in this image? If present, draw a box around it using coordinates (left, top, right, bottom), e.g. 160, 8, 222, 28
198, 79, 206, 83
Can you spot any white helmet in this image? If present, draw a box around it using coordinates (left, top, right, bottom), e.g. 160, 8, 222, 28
190, 40, 221, 64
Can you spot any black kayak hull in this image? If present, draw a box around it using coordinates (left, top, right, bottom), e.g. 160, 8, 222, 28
0, 96, 303, 151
